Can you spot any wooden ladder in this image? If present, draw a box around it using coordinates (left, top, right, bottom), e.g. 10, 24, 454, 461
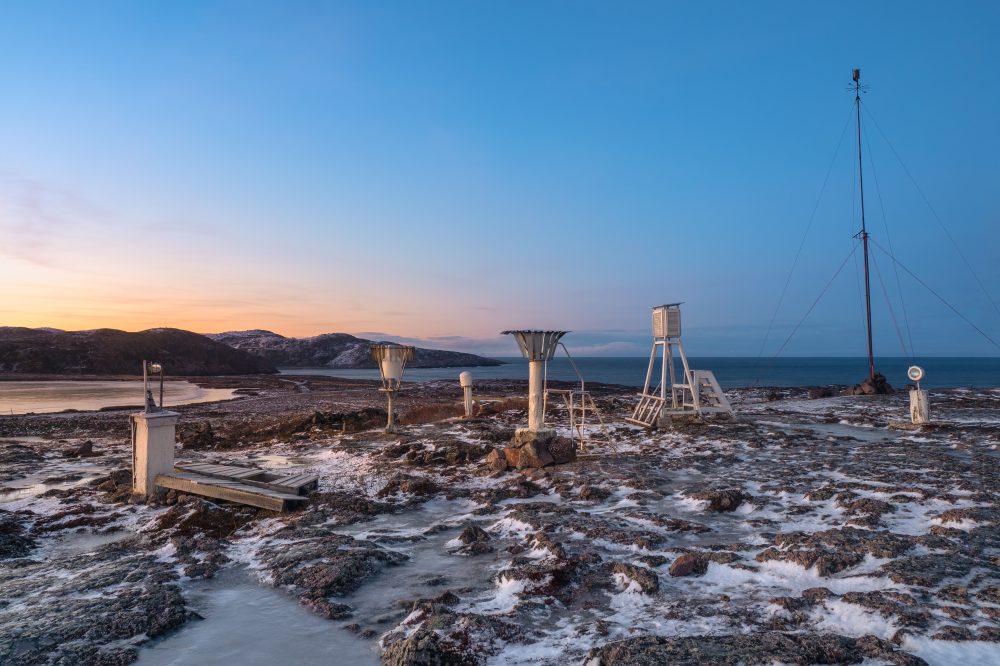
625, 393, 666, 428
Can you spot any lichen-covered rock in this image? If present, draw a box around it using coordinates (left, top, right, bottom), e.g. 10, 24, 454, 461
612, 562, 659, 593
154, 495, 257, 539
669, 553, 707, 577
484, 448, 508, 473
257, 526, 407, 615
585, 631, 926, 665
381, 607, 524, 665
688, 488, 750, 512
0, 510, 35, 559
0, 540, 191, 665
453, 524, 494, 555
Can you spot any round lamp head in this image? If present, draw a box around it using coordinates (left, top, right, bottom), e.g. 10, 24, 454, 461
459, 371, 473, 387
148, 362, 162, 374
907, 365, 924, 383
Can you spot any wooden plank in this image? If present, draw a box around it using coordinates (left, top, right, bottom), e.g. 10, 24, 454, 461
155, 473, 306, 512
230, 469, 266, 479
274, 472, 314, 487
174, 462, 318, 495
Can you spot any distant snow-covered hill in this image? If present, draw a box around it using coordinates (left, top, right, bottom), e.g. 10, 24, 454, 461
207, 330, 501, 369
0, 327, 277, 375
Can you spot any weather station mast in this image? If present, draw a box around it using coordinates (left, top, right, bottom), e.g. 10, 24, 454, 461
853, 68, 876, 383
849, 68, 892, 394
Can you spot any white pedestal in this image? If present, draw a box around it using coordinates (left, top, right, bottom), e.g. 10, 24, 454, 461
463, 386, 474, 418
528, 360, 544, 431
132, 410, 179, 497
909, 389, 929, 425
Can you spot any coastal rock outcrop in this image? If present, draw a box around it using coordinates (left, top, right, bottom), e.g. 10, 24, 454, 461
585, 632, 927, 665
499, 430, 577, 469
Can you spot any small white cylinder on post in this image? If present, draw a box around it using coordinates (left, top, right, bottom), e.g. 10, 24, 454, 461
459, 371, 474, 418
131, 410, 178, 497
910, 389, 930, 425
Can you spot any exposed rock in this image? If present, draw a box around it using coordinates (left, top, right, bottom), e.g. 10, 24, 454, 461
0, 540, 191, 665
381, 607, 523, 665
547, 437, 577, 465
808, 387, 836, 399
504, 429, 576, 469
756, 527, 914, 577
669, 553, 707, 577
154, 496, 256, 539
453, 524, 494, 555
178, 422, 217, 449
585, 631, 926, 665
0, 510, 35, 559
257, 526, 407, 613
881, 553, 978, 588
62, 440, 99, 458
378, 474, 442, 498
484, 448, 508, 473
688, 488, 750, 512
612, 562, 659, 593
846, 372, 893, 396
578, 484, 612, 501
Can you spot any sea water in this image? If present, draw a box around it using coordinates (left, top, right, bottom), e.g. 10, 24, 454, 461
281, 357, 999, 389
0, 380, 237, 415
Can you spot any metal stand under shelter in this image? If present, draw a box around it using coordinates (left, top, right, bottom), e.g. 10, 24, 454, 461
628, 303, 732, 427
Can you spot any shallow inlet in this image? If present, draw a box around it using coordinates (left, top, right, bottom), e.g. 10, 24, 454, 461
136, 568, 380, 666
139, 498, 502, 665
0, 380, 236, 415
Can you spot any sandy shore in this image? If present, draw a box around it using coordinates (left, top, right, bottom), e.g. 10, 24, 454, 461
1, 376, 998, 665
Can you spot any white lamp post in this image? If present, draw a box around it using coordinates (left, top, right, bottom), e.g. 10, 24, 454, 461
908, 365, 929, 424
143, 360, 164, 412
132, 360, 177, 498
370, 343, 415, 433
501, 330, 567, 431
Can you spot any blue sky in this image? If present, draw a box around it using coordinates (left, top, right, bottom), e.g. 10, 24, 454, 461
0, 1, 997, 356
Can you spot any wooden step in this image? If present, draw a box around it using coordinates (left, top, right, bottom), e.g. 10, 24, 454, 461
175, 463, 319, 497
156, 472, 307, 512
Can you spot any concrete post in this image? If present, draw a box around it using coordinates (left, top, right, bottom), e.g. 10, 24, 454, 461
910, 389, 930, 425
131, 410, 179, 497
527, 359, 544, 431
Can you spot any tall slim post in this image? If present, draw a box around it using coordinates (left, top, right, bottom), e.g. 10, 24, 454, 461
386, 390, 396, 433
527, 359, 544, 431
854, 68, 876, 381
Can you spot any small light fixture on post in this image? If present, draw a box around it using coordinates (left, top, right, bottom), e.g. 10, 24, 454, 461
132, 361, 178, 499
370, 343, 415, 433
908, 365, 929, 424
143, 360, 164, 413
459, 371, 474, 418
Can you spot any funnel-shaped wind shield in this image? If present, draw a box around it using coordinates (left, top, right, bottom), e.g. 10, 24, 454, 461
370, 344, 415, 390
500, 330, 568, 361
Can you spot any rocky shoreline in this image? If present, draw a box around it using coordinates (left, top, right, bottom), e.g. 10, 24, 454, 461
1, 377, 998, 665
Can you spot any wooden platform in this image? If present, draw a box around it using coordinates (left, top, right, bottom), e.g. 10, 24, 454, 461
155, 462, 319, 512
